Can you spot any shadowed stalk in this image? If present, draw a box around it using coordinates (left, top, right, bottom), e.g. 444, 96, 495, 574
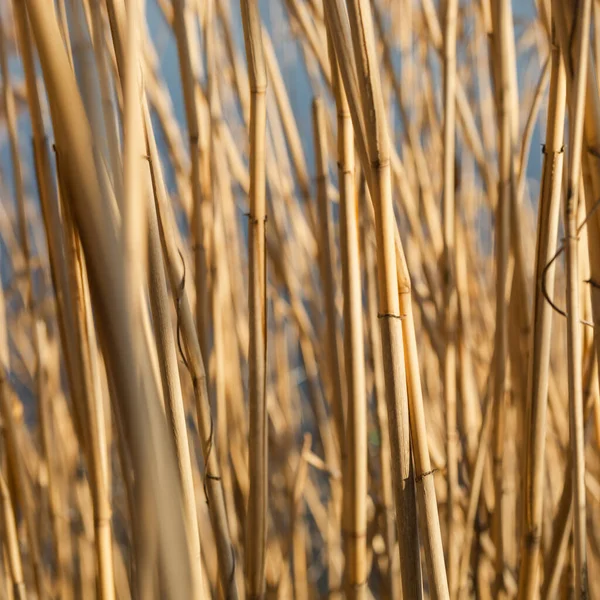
313, 66, 345, 593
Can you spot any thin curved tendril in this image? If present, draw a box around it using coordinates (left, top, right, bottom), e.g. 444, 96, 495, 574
541, 172, 600, 326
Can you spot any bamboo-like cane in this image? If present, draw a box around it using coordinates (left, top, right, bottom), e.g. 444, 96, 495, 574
558, 1, 592, 596
147, 177, 203, 598
312, 64, 345, 592
0, 465, 26, 600
517, 30, 566, 599
0, 372, 45, 599
24, 3, 193, 596
144, 96, 239, 598
314, 96, 367, 597
0, 18, 46, 600
441, 0, 460, 594
170, 0, 210, 359
489, 2, 513, 591
290, 435, 311, 600
239, 0, 268, 596
342, 2, 422, 596
361, 209, 398, 600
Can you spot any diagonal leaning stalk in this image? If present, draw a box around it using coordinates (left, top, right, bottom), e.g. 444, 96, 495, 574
239, 1, 268, 596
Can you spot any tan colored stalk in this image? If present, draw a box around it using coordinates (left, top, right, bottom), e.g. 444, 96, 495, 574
442, 0, 460, 594
240, 1, 268, 596
489, 2, 513, 591
326, 2, 448, 596
342, 1, 421, 596
170, 0, 210, 358
559, 1, 592, 595
312, 74, 345, 593
541, 458, 574, 600
144, 97, 239, 598
59, 159, 116, 600
313, 93, 345, 453
89, 0, 122, 190
146, 176, 203, 597
457, 390, 494, 599
0, 374, 45, 599
0, 19, 46, 599
361, 211, 398, 600
314, 96, 366, 596
24, 2, 193, 596
290, 435, 311, 600
11, 2, 81, 444
0, 469, 26, 600
518, 32, 566, 599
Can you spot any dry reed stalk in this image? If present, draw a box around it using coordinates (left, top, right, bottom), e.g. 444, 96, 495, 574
313, 79, 345, 593
146, 174, 203, 597
326, 2, 448, 596
24, 2, 193, 596
315, 95, 367, 596
555, 1, 600, 484
170, 0, 210, 358
441, 0, 460, 594
49, 12, 118, 599
342, 2, 422, 597
455, 221, 484, 476
290, 435, 311, 600
361, 211, 397, 600
144, 97, 239, 598
34, 322, 72, 600
542, 457, 574, 600
489, 1, 514, 592
59, 170, 116, 600
457, 385, 494, 599
239, 0, 268, 596
0, 374, 45, 599
558, 0, 592, 595
0, 20, 49, 598
11, 3, 81, 438
517, 30, 566, 599
0, 469, 26, 600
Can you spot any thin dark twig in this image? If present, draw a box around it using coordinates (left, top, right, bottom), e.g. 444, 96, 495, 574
541, 192, 600, 326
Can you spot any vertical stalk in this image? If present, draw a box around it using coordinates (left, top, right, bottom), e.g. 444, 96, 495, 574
313, 51, 345, 591
0, 466, 26, 600
490, 1, 513, 591
315, 97, 367, 597
518, 30, 566, 599
362, 210, 398, 600
442, 0, 460, 594
240, 1, 268, 596
560, 1, 592, 596
343, 1, 422, 596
